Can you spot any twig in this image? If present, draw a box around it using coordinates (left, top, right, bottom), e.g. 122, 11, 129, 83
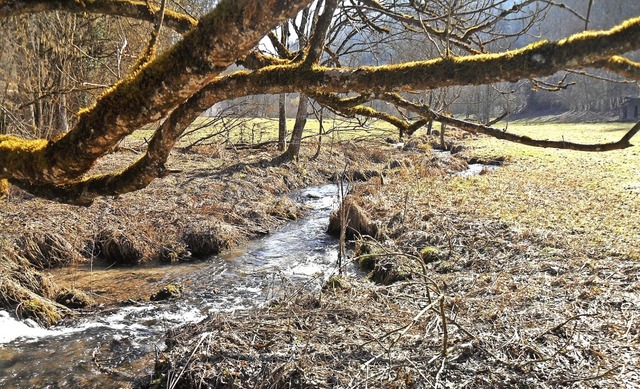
534, 313, 597, 340
168, 331, 212, 389
556, 365, 623, 385
362, 295, 443, 348
440, 296, 448, 357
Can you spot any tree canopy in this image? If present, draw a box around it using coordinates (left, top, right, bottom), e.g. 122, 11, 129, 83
1, 0, 640, 205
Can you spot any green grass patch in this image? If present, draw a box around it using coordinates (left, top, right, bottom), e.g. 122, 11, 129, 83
415, 121, 640, 260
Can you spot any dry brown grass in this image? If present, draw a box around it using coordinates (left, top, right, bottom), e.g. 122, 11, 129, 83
17, 232, 83, 269
0, 239, 64, 325
182, 221, 238, 258
152, 126, 639, 387
327, 196, 379, 240
0, 139, 412, 324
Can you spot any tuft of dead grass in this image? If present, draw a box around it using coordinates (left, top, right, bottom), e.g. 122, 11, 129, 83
182, 221, 238, 258
17, 232, 83, 269
94, 229, 145, 265
0, 239, 65, 325
327, 196, 379, 240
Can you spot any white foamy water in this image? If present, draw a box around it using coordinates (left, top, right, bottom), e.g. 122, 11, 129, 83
0, 310, 55, 343
1, 184, 344, 387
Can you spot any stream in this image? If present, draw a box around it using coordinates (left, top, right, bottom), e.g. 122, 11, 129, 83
0, 185, 343, 388
0, 159, 497, 388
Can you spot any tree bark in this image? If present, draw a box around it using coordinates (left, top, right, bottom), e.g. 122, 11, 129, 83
0, 0, 197, 33
0, 0, 312, 184
278, 93, 287, 151
284, 94, 309, 161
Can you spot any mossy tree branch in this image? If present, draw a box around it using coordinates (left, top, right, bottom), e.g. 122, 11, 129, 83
382, 93, 640, 151
0, 0, 197, 33
0, 0, 312, 185
4, 12, 640, 203
310, 93, 417, 137
594, 55, 640, 79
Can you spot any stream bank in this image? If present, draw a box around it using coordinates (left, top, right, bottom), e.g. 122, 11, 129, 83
0, 185, 345, 387
151, 143, 639, 388
1, 134, 502, 387
0, 136, 473, 323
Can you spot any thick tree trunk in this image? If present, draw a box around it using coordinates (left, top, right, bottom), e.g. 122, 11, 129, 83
278, 93, 287, 151
284, 94, 308, 161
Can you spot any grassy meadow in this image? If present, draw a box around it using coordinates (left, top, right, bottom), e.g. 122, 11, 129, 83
438, 121, 640, 259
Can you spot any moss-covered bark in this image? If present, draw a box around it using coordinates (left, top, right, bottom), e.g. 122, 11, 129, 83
3, 10, 640, 204
0, 0, 197, 33
0, 179, 8, 199
0, 0, 311, 186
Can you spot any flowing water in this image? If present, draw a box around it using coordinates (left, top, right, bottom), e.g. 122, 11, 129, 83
0, 185, 343, 388
0, 161, 497, 388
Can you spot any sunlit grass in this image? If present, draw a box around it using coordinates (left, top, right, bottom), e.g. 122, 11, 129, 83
414, 121, 640, 260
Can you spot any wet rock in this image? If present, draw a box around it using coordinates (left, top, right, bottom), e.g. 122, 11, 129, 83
55, 288, 95, 308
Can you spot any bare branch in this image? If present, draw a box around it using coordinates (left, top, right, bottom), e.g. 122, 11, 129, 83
382, 93, 640, 151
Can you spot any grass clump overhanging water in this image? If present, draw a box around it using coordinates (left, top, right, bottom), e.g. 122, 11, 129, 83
0, 239, 65, 325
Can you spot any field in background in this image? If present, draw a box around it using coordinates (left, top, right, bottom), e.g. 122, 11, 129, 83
421, 120, 640, 260
126, 116, 399, 148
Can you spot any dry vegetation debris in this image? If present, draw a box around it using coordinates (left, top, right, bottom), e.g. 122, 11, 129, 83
150, 130, 639, 388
